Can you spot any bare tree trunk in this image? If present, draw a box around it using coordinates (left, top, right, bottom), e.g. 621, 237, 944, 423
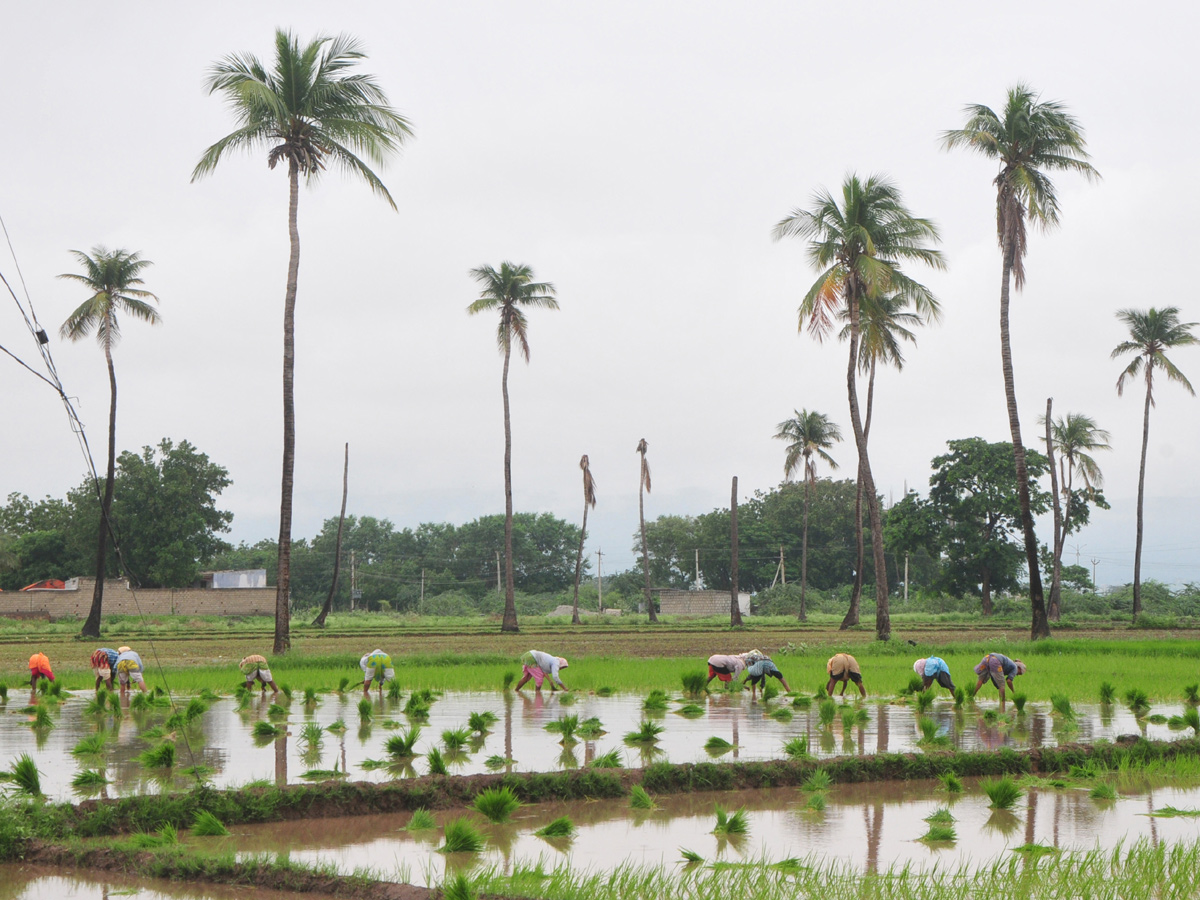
981, 566, 993, 616
500, 331, 518, 633
730, 476, 743, 626
274, 161, 301, 654
640, 454, 657, 623
799, 475, 809, 622
999, 243, 1049, 640
1133, 372, 1153, 620
81, 348, 118, 638
571, 502, 588, 625
1044, 401, 1063, 622
843, 363, 875, 630
313, 443, 349, 627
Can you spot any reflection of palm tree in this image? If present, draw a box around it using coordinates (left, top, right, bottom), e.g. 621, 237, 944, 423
467, 262, 559, 633
943, 84, 1098, 640
571, 455, 597, 625
59, 247, 161, 638
636, 439, 658, 623
775, 409, 841, 621
1113, 307, 1197, 619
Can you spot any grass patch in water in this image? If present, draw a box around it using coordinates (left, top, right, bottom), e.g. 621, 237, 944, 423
468, 711, 497, 733
590, 749, 623, 769
577, 717, 606, 739
712, 805, 749, 836
442, 727, 471, 751
440, 817, 485, 853
624, 720, 664, 744
1147, 806, 1200, 818
769, 707, 793, 722
72, 733, 108, 756
802, 769, 832, 792
534, 816, 575, 838
545, 715, 579, 743
252, 721, 281, 739
681, 671, 706, 696
818, 699, 836, 727
920, 824, 956, 842
925, 808, 955, 824
1125, 687, 1151, 716
941, 771, 963, 793
386, 726, 422, 759
407, 808, 436, 830
71, 769, 108, 789
805, 793, 826, 812
473, 786, 521, 823
981, 776, 1021, 809
484, 755, 514, 771
782, 735, 810, 758
137, 742, 176, 768
192, 810, 230, 836
1090, 783, 1117, 800
427, 747, 449, 776
643, 690, 669, 711
630, 785, 656, 809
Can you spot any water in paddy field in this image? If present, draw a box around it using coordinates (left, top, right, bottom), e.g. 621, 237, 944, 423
0, 865, 340, 900
0, 688, 1195, 803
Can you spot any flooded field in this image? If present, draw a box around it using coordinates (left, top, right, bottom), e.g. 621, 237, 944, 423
0, 865, 342, 900
1, 688, 1193, 803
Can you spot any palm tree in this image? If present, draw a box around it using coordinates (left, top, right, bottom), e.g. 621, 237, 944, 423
942, 84, 1098, 640
773, 174, 944, 641
1113, 307, 1198, 619
571, 454, 597, 625
636, 438, 658, 623
1042, 409, 1110, 619
59, 247, 161, 638
193, 29, 412, 653
837, 291, 936, 627
467, 262, 559, 633
774, 409, 841, 621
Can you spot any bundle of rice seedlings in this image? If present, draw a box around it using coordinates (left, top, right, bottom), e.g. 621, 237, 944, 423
138, 742, 176, 768
1099, 681, 1116, 704
1050, 694, 1074, 719
981, 776, 1021, 809
803, 769, 832, 792
818, 699, 836, 727
761, 683, 780, 702
576, 717, 606, 738
902, 675, 924, 695
918, 717, 950, 748
770, 707, 793, 722
623, 720, 664, 744
72, 733, 108, 756
1185, 683, 1200, 705
925, 808, 955, 824
545, 715, 579, 743
805, 793, 826, 812
679, 848, 703, 865
442, 727, 471, 752
473, 786, 521, 823
941, 771, 964, 793
681, 671, 707, 696
252, 721, 281, 739
589, 748, 623, 768
439, 818, 485, 853
1011, 693, 1028, 713
29, 706, 53, 730
468, 711, 497, 733
406, 808, 436, 830
534, 816, 575, 838
782, 735, 810, 758
84, 692, 109, 716
914, 690, 934, 713
427, 747, 449, 776
629, 785, 656, 809
71, 769, 108, 789
357, 699, 374, 722
1125, 687, 1151, 716
303, 687, 319, 705
502, 672, 515, 690
920, 824, 957, 842
643, 690, 669, 711
1090, 783, 1117, 801
387, 680, 403, 701
300, 722, 325, 748
712, 805, 749, 836
337, 677, 350, 694
386, 726, 422, 759
704, 736, 734, 753
675, 704, 705, 718
326, 719, 347, 734
185, 698, 209, 721
792, 696, 812, 709
130, 692, 153, 711
484, 755, 514, 770
9, 753, 41, 796
1168, 708, 1200, 733
596, 686, 614, 697
954, 687, 966, 707
192, 810, 230, 836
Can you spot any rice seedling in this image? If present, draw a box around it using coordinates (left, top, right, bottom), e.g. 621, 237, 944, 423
762, 683, 780, 702
770, 707, 793, 722
981, 776, 1021, 809
535, 816, 576, 838
704, 736, 734, 753
590, 748, 623, 768
1010, 843, 1058, 858
596, 685, 614, 697
235, 691, 251, 712
441, 873, 477, 900
1090, 783, 1117, 801
782, 735, 810, 758
577, 717, 606, 738
1146, 806, 1200, 818
303, 686, 319, 705
818, 699, 836, 727
198, 688, 220, 701
1011, 692, 1028, 713
473, 786, 522, 822
386, 725, 423, 759
140, 726, 166, 742
1148, 714, 1168, 724
925, 808, 955, 824
387, 679, 403, 701
679, 847, 704, 865
71, 769, 108, 789
185, 697, 209, 721
803, 769, 832, 792
164, 711, 188, 730
468, 711, 497, 733
805, 793, 826, 812
0, 684, 6, 701
1125, 687, 1151, 716
792, 696, 811, 709
681, 671, 706, 696
920, 824, 957, 842
675, 703, 705, 719
299, 767, 348, 781
1186, 683, 1200, 704
130, 823, 179, 848
28, 706, 53, 730
138, 742, 176, 768
130, 692, 153, 711
1100, 681, 1116, 704
355, 698, 374, 723
181, 764, 214, 781
9, 753, 41, 796
439, 817, 485, 853
1168, 709, 1200, 733
545, 715, 580, 743
442, 727, 471, 751
502, 672, 515, 691
1051, 694, 1075, 719
917, 717, 950, 748
337, 676, 350, 693
427, 747, 449, 776
84, 692, 109, 715
252, 721, 281, 739
407, 808, 437, 830
192, 810, 230, 836
72, 733, 108, 756
643, 690, 669, 711
326, 719, 347, 734
484, 755, 514, 770
914, 690, 934, 713
624, 720, 664, 744
630, 785, 656, 809
712, 805, 749, 836
404, 694, 431, 719
300, 721, 325, 748
953, 687, 966, 707
941, 771, 963, 793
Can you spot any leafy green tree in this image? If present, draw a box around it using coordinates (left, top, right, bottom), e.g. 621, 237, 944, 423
467, 262, 559, 633
194, 29, 413, 653
943, 84, 1099, 639
773, 409, 842, 620
637, 515, 702, 589
1113, 307, 1198, 619
774, 174, 944, 640
927, 438, 1050, 613
882, 491, 942, 595
59, 247, 161, 637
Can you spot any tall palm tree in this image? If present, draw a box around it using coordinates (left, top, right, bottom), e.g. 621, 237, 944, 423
1113, 307, 1197, 618
193, 29, 412, 654
59, 247, 161, 638
636, 438, 658, 623
774, 409, 841, 621
942, 84, 1098, 640
571, 454, 597, 625
1042, 409, 1110, 619
467, 262, 559, 633
774, 174, 944, 641
836, 291, 936, 627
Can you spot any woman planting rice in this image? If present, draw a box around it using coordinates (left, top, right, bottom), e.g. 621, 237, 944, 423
239, 654, 279, 695
973, 652, 1026, 710
826, 652, 866, 698
705, 653, 748, 690
360, 649, 395, 696
515, 650, 569, 692
28, 651, 54, 691
91, 647, 118, 690
913, 656, 956, 695
116, 646, 148, 694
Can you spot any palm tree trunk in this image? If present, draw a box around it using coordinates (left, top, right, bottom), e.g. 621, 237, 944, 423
730, 475, 743, 626
843, 360, 875, 630
274, 162, 301, 654
640, 460, 657, 623
501, 334, 518, 633
313, 443, 349, 627
845, 289, 890, 641
1045, 401, 1063, 622
799, 474, 809, 622
1133, 372, 1152, 620
981, 565, 993, 616
571, 503, 588, 625
81, 347, 118, 638
999, 244, 1050, 640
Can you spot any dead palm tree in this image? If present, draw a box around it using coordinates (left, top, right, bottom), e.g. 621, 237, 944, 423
571, 455, 597, 625
943, 84, 1099, 640
467, 262, 559, 633
774, 409, 841, 621
59, 247, 161, 638
636, 438, 658, 623
1113, 307, 1197, 619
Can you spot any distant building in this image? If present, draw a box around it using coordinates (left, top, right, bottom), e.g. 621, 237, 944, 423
200, 569, 267, 589
657, 589, 750, 617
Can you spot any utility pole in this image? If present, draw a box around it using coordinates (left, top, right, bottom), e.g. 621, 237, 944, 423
495, 550, 502, 596
904, 552, 909, 603
694, 549, 700, 589
1090, 557, 1100, 592
596, 548, 604, 611
780, 545, 786, 586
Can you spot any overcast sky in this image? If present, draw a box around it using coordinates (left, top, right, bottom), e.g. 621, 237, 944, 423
2, 2, 1197, 590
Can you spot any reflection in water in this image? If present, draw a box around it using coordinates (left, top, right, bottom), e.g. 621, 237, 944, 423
275, 733, 288, 786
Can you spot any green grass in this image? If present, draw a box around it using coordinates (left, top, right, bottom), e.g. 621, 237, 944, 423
1090, 783, 1118, 800
681, 671, 706, 696
981, 776, 1021, 809
1126, 687, 1151, 716
1147, 806, 1200, 818
1051, 694, 1075, 719
440, 817, 485, 853
1100, 681, 1116, 703
473, 786, 521, 823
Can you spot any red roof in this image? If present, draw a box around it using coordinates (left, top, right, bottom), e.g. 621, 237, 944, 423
20, 579, 66, 591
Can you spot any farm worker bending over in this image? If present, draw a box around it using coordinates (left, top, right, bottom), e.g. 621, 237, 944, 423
973, 652, 1025, 711
515, 650, 569, 692
239, 654, 279, 695
92, 648, 119, 690
705, 653, 748, 690
360, 649, 395, 696
914, 657, 956, 695
115, 647, 148, 695
743, 654, 791, 698
28, 652, 54, 691
826, 653, 866, 698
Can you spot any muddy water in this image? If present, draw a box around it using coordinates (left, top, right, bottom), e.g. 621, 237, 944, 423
0, 864, 342, 900
0, 690, 1192, 802
226, 779, 1200, 885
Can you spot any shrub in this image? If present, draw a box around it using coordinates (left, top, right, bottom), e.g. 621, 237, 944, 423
473, 786, 521, 823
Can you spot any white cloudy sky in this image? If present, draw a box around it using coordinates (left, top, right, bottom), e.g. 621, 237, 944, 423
1, 2, 1197, 589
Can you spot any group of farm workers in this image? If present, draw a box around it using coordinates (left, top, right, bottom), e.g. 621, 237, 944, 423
240, 649, 395, 697
908, 652, 1028, 709
25, 648, 150, 696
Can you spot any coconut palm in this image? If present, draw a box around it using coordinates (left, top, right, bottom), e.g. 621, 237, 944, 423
773, 174, 944, 641
1113, 307, 1198, 619
1042, 410, 1110, 619
571, 455, 597, 625
836, 291, 935, 627
467, 262, 559, 633
636, 438, 658, 623
193, 29, 412, 653
59, 247, 161, 638
774, 409, 841, 621
942, 84, 1099, 640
